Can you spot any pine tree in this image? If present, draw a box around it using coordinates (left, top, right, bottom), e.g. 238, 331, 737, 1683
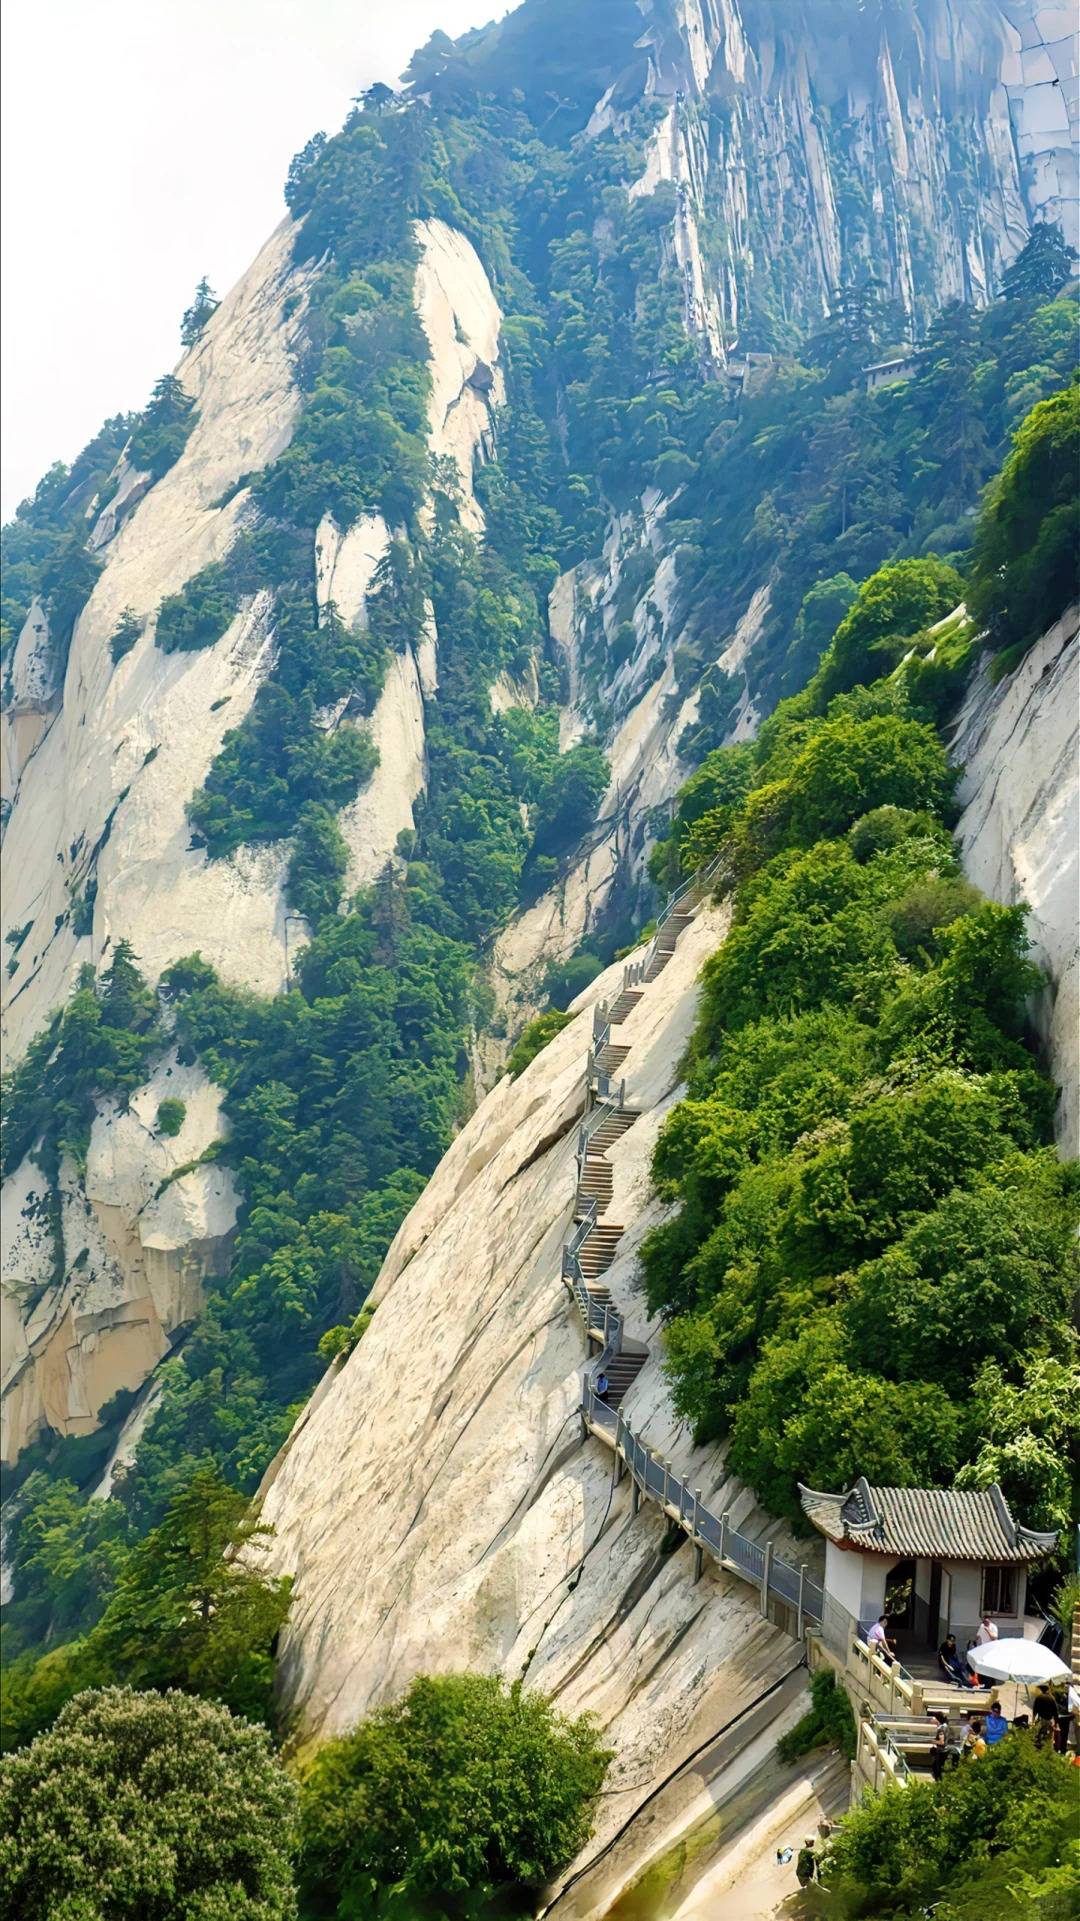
1001, 222, 1073, 301
180, 276, 220, 346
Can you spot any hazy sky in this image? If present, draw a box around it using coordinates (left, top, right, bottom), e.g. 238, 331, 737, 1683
1, 1, 517, 519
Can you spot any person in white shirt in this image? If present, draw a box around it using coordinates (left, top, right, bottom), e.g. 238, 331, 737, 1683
867, 1614, 895, 1665
974, 1613, 999, 1647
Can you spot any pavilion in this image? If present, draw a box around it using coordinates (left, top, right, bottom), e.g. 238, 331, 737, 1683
799, 1478, 1058, 1660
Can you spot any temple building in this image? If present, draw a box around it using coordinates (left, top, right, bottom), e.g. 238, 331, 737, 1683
799, 1478, 1058, 1657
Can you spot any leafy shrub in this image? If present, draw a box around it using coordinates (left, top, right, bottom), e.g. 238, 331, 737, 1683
777, 1668, 856, 1763
297, 1673, 610, 1917
109, 608, 142, 663
506, 1009, 573, 1078
822, 1735, 1075, 1916
813, 555, 964, 703
156, 560, 237, 652
968, 381, 1080, 657
155, 1097, 186, 1137
0, 1687, 298, 1919
317, 1304, 374, 1365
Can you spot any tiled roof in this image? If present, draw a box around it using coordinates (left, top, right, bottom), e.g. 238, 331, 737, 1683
798, 1478, 1058, 1564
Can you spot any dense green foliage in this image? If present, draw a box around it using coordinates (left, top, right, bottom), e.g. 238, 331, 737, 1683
296, 1673, 610, 1918
667, 291, 1078, 715
128, 372, 198, 481
2, 1469, 291, 1748
644, 564, 1078, 1526
821, 1737, 1076, 1918
5, 36, 1080, 1777
156, 1096, 186, 1136
2, 940, 163, 1187
506, 1008, 573, 1078
776, 1668, 856, 1765
1, 415, 131, 657
0, 1687, 298, 1920
967, 379, 1080, 662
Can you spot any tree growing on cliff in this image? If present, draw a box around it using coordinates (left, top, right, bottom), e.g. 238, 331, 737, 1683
1001, 221, 1074, 303
180, 275, 220, 346
296, 1672, 611, 1917
0, 1687, 298, 1919
92, 1467, 291, 1724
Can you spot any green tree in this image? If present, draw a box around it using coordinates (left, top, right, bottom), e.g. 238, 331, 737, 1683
91, 1467, 291, 1723
1001, 222, 1074, 302
726, 1315, 962, 1520
822, 1735, 1075, 1916
785, 570, 858, 684
109, 608, 142, 663
967, 382, 1080, 656
0, 1687, 298, 1919
957, 1354, 1080, 1536
297, 1672, 611, 1919
287, 802, 349, 926
180, 276, 220, 346
506, 1008, 573, 1077
128, 373, 197, 480
813, 555, 963, 702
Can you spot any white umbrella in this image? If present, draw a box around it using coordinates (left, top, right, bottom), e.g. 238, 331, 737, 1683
964, 1638, 1069, 1687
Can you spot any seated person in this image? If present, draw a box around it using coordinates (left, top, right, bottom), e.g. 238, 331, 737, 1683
984, 1700, 1008, 1746
866, 1614, 896, 1664
962, 1715, 987, 1758
938, 1633, 975, 1687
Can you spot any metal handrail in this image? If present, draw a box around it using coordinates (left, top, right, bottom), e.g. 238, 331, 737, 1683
639, 852, 727, 977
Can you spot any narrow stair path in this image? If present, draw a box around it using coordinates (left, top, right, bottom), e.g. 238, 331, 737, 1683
561, 862, 824, 1636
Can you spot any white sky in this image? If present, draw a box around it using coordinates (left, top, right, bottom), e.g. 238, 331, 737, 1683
1, 1, 517, 519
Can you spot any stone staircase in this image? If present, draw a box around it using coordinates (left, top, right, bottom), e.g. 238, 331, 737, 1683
560, 855, 826, 1634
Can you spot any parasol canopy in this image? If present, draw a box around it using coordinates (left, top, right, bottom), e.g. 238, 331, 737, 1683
966, 1638, 1069, 1687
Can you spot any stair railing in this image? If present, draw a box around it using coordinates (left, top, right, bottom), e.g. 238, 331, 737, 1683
640, 850, 728, 976
564, 852, 828, 1633
576, 1093, 626, 1175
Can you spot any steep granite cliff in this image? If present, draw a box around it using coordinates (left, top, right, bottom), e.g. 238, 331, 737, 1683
2, 0, 1076, 1517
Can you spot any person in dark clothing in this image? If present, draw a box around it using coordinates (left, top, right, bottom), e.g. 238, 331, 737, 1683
795, 1838, 818, 1887
928, 1711, 950, 1780
938, 1634, 975, 1688
1032, 1685, 1059, 1747
594, 1371, 609, 1402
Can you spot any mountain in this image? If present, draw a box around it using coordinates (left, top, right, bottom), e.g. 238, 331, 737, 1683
1, 2, 1078, 1901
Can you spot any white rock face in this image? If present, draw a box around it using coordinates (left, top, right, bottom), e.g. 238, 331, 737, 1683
952, 608, 1080, 1152
415, 218, 504, 533
315, 512, 389, 627
0, 1054, 238, 1462
0, 211, 513, 1460
1, 220, 316, 1064
260, 905, 811, 1903
336, 648, 428, 894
